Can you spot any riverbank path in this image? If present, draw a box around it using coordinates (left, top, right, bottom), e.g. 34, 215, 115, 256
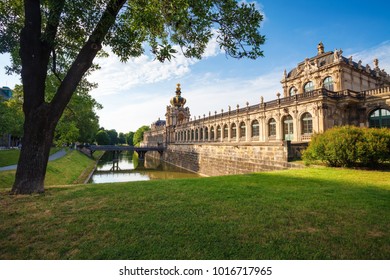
0, 149, 67, 171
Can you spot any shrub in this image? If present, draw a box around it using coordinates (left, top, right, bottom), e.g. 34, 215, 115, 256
302, 126, 390, 167
357, 128, 390, 166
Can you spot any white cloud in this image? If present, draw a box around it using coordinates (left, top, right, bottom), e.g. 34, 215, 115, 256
352, 40, 390, 72
93, 41, 390, 132
89, 31, 224, 98
89, 49, 196, 97
184, 70, 282, 119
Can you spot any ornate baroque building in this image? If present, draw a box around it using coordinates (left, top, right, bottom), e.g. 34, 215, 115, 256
142, 43, 390, 175
144, 43, 390, 149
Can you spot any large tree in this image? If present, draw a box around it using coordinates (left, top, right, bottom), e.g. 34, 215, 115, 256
133, 125, 151, 146
0, 0, 265, 194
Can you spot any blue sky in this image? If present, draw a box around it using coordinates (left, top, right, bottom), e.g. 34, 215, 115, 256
1, 0, 390, 133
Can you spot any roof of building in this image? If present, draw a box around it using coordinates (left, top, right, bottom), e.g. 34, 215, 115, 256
170, 83, 186, 108
0, 86, 12, 101
285, 43, 389, 81
153, 118, 166, 126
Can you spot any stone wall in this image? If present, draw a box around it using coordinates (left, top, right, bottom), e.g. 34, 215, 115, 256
161, 142, 300, 176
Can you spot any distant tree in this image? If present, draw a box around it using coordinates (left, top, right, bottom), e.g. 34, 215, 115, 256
118, 132, 126, 144
1, 1, 265, 194
133, 126, 150, 146
95, 130, 110, 145
53, 120, 79, 146
106, 129, 118, 145
0, 86, 24, 140
126, 131, 134, 146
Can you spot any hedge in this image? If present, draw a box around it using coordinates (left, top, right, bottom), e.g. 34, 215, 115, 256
302, 126, 390, 167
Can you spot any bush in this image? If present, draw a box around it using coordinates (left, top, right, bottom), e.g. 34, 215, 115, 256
357, 128, 390, 166
303, 126, 390, 167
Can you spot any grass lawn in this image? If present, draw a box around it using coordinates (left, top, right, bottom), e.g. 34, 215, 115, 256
0, 167, 389, 260
0, 148, 61, 167
0, 150, 101, 189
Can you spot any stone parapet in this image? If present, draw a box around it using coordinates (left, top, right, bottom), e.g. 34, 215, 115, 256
162, 142, 301, 176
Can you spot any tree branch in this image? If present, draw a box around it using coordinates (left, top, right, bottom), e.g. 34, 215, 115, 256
50, 0, 126, 123
51, 48, 62, 82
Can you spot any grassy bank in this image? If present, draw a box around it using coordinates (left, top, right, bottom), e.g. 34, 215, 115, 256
0, 150, 102, 189
1, 167, 389, 259
0, 148, 61, 167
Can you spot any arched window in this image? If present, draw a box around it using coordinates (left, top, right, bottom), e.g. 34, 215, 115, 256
251, 120, 259, 137
191, 130, 194, 141
304, 81, 314, 93
323, 76, 334, 91
283, 115, 294, 140
289, 87, 297, 96
231, 123, 237, 139
205, 127, 209, 140
268, 118, 276, 137
217, 125, 221, 140
301, 113, 313, 134
210, 126, 215, 141
195, 129, 199, 141
369, 109, 390, 128
239, 122, 246, 138
223, 124, 228, 139
200, 128, 203, 141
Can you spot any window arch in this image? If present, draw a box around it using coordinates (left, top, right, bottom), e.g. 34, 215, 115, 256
283, 115, 294, 140
191, 129, 194, 141
204, 127, 209, 140
223, 124, 228, 139
251, 120, 260, 137
323, 76, 334, 91
200, 128, 203, 141
231, 123, 237, 139
301, 112, 313, 134
289, 87, 297, 96
304, 81, 314, 93
195, 129, 199, 141
210, 126, 215, 141
239, 121, 246, 138
268, 118, 276, 137
369, 109, 390, 128
217, 125, 221, 140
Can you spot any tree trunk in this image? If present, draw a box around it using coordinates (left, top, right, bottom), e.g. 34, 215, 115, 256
11, 0, 126, 194
12, 104, 56, 194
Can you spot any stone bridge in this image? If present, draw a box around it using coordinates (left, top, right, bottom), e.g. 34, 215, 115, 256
85, 145, 165, 160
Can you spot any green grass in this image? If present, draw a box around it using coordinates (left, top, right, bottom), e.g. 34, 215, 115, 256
0, 148, 61, 167
0, 150, 101, 189
0, 149, 21, 167
0, 167, 389, 260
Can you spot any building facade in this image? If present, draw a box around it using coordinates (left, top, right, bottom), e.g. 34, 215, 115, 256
143, 43, 390, 174
145, 43, 390, 147
0, 86, 12, 101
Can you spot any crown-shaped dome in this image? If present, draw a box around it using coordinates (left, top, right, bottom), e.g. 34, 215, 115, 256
170, 83, 186, 107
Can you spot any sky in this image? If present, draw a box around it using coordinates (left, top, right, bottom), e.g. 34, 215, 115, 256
1, 0, 390, 133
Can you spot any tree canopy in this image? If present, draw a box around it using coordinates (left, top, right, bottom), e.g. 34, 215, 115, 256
0, 0, 265, 194
133, 125, 151, 146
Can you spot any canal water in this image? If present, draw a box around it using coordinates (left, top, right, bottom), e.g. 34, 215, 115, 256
89, 151, 200, 184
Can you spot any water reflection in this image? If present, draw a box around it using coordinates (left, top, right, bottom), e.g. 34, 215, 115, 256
89, 151, 200, 184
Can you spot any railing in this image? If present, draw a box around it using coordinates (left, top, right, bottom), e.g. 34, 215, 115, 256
172, 86, 389, 135
362, 86, 390, 96
87, 145, 165, 152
